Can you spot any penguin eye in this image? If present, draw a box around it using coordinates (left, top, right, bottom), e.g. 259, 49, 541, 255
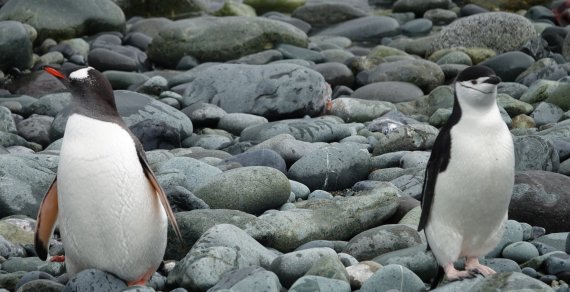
470, 80, 477, 85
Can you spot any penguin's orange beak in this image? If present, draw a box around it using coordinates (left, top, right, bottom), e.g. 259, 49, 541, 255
43, 66, 66, 79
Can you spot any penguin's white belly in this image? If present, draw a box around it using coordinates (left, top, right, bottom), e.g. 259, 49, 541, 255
426, 117, 514, 264
57, 114, 167, 281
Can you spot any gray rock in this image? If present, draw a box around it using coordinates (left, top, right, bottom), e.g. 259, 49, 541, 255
246, 134, 328, 164
2, 257, 64, 276
0, 21, 32, 71
429, 108, 452, 127
497, 93, 533, 116
289, 143, 370, 191
366, 59, 444, 93
28, 93, 71, 117
327, 98, 396, 123
423, 8, 457, 25
181, 63, 330, 120
207, 266, 282, 292
372, 124, 438, 155
245, 185, 400, 251
360, 264, 426, 292
531, 102, 564, 127
241, 118, 352, 144
148, 16, 308, 66
515, 58, 568, 87
510, 171, 570, 233
305, 253, 350, 283
479, 51, 536, 83
316, 16, 400, 43
498, 82, 529, 100
16, 114, 53, 148
154, 156, 222, 192
63, 269, 126, 291
233, 49, 284, 65
312, 62, 354, 88
477, 258, 521, 273
435, 51, 473, 66
0, 154, 57, 217
269, 247, 338, 287
519, 80, 558, 105
352, 81, 423, 103
544, 253, 570, 275
217, 113, 268, 136
115, 0, 209, 18
429, 12, 537, 54
0, 106, 16, 134
469, 272, 552, 291
193, 166, 291, 214
308, 190, 334, 200
167, 224, 277, 291
346, 261, 381, 289
343, 224, 422, 261
290, 180, 311, 200
513, 135, 559, 172
16, 279, 65, 292
291, 0, 369, 27
289, 275, 351, 292
533, 232, 570, 252
277, 43, 325, 63
165, 209, 258, 260
0, 95, 37, 116
502, 242, 540, 263
0, 235, 26, 258
400, 151, 430, 169
486, 220, 524, 258
0, 271, 26, 291
0, 132, 41, 152
219, 149, 286, 174
0, 0, 124, 43
295, 240, 347, 253
393, 0, 449, 16
183, 132, 233, 150
181, 103, 227, 128
373, 244, 437, 283
50, 90, 193, 150
431, 275, 483, 291
401, 18, 433, 37
103, 71, 149, 90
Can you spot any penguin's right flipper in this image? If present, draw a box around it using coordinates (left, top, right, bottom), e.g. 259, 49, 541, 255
34, 177, 58, 260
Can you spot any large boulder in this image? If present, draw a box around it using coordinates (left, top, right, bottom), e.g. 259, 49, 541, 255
181, 63, 330, 120
429, 12, 537, 54
0, 21, 33, 71
0, 0, 125, 43
148, 16, 308, 67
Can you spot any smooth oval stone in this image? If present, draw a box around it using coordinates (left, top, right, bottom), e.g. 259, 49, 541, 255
352, 81, 423, 103
393, 0, 449, 16
328, 98, 396, 123
360, 264, 425, 292
510, 171, 570, 233
63, 269, 126, 291
436, 51, 473, 66
513, 135, 559, 172
316, 16, 400, 43
289, 276, 351, 292
181, 103, 227, 128
342, 224, 422, 261
502, 242, 540, 263
276, 43, 325, 63
270, 247, 339, 287
515, 58, 567, 87
401, 18, 433, 37
312, 62, 355, 88
289, 143, 371, 191
0, 21, 33, 71
263, 12, 311, 34
530, 102, 564, 127
291, 0, 369, 27
218, 113, 268, 136
366, 59, 444, 93
220, 149, 287, 174
193, 166, 291, 214
373, 244, 437, 283
430, 12, 537, 54
16, 114, 54, 147
148, 16, 308, 66
154, 156, 222, 192
469, 272, 552, 291
479, 51, 536, 82
207, 266, 282, 292
240, 118, 352, 144
423, 8, 457, 25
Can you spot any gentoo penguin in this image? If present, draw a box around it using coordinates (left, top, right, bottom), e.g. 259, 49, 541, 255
418, 66, 515, 286
34, 65, 182, 285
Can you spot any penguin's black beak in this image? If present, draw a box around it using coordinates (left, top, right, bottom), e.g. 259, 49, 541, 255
484, 76, 501, 85
42, 65, 66, 80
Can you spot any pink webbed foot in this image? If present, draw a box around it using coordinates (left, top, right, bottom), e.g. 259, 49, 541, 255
443, 263, 477, 282
465, 256, 496, 276
49, 255, 65, 262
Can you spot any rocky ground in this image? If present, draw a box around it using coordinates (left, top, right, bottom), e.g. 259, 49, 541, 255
0, 0, 569, 291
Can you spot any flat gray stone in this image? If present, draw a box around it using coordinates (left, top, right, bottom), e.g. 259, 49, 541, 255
289, 275, 351, 292
316, 16, 400, 43
328, 98, 396, 123
154, 156, 222, 192
0, 21, 32, 71
207, 266, 282, 292
373, 244, 437, 283
352, 81, 424, 103
360, 264, 426, 292
513, 135, 559, 172
343, 224, 422, 261
241, 118, 352, 144
470, 272, 553, 291
246, 134, 328, 164
288, 143, 370, 191
269, 247, 338, 287
366, 59, 444, 93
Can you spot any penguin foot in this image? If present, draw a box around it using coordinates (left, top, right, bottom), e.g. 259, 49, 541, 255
443, 263, 477, 282
127, 268, 155, 286
49, 255, 65, 262
465, 257, 496, 276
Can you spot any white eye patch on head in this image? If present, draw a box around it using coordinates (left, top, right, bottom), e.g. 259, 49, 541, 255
69, 67, 94, 80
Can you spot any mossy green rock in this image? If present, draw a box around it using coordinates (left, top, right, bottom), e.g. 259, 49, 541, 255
148, 16, 308, 67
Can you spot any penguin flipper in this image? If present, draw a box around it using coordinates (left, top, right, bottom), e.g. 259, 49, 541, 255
34, 177, 58, 261
137, 152, 183, 242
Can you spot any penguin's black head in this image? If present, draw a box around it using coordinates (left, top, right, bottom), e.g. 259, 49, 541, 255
455, 65, 501, 93
43, 65, 118, 118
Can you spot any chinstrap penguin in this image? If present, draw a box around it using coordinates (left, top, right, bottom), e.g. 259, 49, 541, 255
35, 65, 182, 286
417, 65, 515, 287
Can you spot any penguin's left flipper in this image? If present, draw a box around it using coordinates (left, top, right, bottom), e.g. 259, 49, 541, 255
137, 147, 183, 242
34, 177, 59, 261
